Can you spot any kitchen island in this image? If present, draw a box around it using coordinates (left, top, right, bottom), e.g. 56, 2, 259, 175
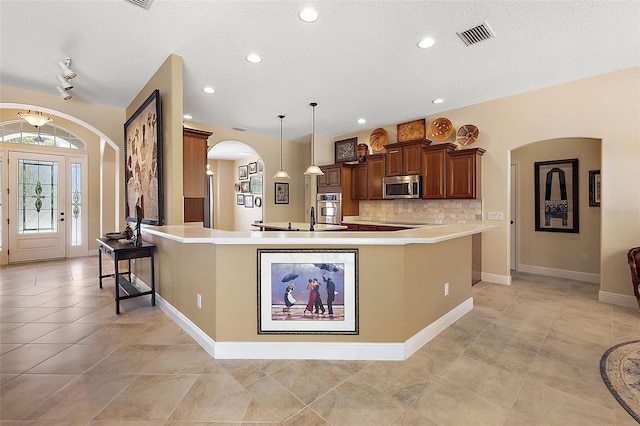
140, 223, 497, 360
251, 221, 347, 231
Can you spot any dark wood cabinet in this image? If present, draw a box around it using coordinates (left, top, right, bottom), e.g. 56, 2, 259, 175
366, 154, 386, 200
351, 164, 368, 200
422, 143, 457, 199
183, 127, 212, 222
447, 147, 485, 199
318, 164, 359, 216
317, 165, 342, 189
385, 141, 430, 176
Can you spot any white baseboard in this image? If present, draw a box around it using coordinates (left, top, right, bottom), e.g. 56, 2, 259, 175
599, 291, 639, 309
481, 272, 511, 285
518, 264, 600, 284
155, 293, 473, 361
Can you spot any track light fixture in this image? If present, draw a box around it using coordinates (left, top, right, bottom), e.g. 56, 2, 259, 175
56, 74, 73, 91
57, 86, 72, 101
58, 58, 76, 80
18, 110, 52, 127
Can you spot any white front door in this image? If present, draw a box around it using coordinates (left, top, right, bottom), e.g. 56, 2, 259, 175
8, 151, 66, 263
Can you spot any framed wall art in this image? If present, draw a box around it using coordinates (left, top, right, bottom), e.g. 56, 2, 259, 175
250, 175, 263, 194
236, 194, 244, 205
238, 165, 248, 180
589, 170, 601, 207
244, 194, 254, 208
275, 182, 289, 204
257, 159, 264, 173
241, 181, 250, 193
397, 118, 426, 143
257, 248, 359, 335
249, 162, 258, 174
124, 89, 163, 225
534, 158, 579, 233
334, 137, 357, 163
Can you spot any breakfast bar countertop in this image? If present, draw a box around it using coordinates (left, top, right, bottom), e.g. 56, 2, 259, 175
251, 222, 348, 231
143, 221, 498, 246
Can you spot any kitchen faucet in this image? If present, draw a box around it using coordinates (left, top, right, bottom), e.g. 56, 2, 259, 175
310, 206, 315, 231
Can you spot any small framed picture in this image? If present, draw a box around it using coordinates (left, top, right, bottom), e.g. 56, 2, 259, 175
334, 137, 357, 163
249, 162, 258, 174
241, 181, 250, 193
275, 182, 289, 204
257, 160, 264, 173
244, 194, 254, 208
589, 170, 601, 207
238, 165, 248, 180
236, 194, 244, 205
250, 175, 263, 194
255, 196, 262, 207
534, 158, 579, 233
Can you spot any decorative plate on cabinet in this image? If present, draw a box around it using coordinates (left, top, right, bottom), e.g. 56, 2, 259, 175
369, 128, 389, 151
429, 117, 454, 141
456, 124, 479, 146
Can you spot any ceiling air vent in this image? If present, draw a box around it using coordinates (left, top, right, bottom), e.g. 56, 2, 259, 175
125, 0, 153, 10
457, 21, 495, 46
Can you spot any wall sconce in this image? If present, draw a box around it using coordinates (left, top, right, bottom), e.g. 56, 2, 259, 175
303, 102, 324, 176
18, 110, 52, 127
273, 114, 291, 179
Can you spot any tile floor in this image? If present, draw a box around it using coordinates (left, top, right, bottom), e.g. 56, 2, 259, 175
1, 257, 638, 425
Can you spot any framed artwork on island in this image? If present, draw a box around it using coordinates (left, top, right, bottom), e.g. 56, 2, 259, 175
250, 175, 263, 194
244, 194, 254, 208
334, 137, 357, 163
236, 194, 244, 205
589, 170, 601, 207
257, 248, 359, 335
275, 182, 289, 204
124, 89, 163, 225
249, 162, 258, 174
534, 158, 579, 233
238, 165, 248, 180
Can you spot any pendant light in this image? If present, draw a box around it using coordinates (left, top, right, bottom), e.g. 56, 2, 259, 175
304, 102, 324, 176
273, 114, 291, 179
18, 110, 52, 128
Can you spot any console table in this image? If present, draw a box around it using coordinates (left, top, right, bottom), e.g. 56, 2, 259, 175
97, 238, 156, 314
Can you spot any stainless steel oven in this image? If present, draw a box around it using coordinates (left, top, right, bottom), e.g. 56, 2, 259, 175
317, 193, 342, 225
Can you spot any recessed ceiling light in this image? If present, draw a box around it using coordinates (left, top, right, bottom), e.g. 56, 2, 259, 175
240, 152, 253, 156
203, 87, 215, 94
246, 54, 262, 64
357, 118, 366, 124
299, 8, 318, 22
432, 98, 444, 104
417, 37, 436, 49
183, 114, 193, 120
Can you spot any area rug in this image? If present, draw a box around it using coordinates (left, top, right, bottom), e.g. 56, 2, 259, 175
600, 340, 640, 423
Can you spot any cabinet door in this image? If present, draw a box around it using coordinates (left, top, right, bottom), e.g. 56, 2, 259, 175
385, 147, 403, 176
422, 146, 448, 199
367, 155, 385, 200
447, 149, 484, 199
351, 164, 368, 200
183, 129, 209, 198
402, 144, 422, 175
327, 167, 341, 186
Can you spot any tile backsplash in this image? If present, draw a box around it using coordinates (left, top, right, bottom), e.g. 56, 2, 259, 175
357, 199, 482, 224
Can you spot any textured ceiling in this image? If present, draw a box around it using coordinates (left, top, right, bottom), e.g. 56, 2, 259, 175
1, 1, 639, 158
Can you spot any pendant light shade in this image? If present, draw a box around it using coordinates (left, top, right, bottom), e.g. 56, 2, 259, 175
304, 102, 325, 176
273, 114, 291, 179
18, 110, 52, 127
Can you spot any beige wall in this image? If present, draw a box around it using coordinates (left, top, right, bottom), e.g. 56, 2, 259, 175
328, 67, 640, 300
512, 138, 601, 275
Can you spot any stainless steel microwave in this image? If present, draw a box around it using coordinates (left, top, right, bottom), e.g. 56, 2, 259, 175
383, 175, 421, 199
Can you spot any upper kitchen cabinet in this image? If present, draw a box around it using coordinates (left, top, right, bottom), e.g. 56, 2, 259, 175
351, 163, 368, 200
183, 127, 212, 222
422, 143, 457, 199
366, 154, 386, 200
385, 141, 430, 176
317, 164, 342, 190
447, 147, 485, 199
318, 164, 359, 216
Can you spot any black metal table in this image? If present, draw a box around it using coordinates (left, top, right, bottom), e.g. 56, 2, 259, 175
97, 238, 156, 314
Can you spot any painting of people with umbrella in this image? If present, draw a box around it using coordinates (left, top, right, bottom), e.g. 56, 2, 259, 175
257, 249, 359, 334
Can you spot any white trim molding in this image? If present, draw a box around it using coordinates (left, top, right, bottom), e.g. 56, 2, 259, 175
518, 264, 600, 284
156, 293, 473, 361
481, 272, 512, 285
599, 291, 638, 309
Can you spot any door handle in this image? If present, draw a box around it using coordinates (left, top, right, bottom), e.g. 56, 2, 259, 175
60, 212, 65, 222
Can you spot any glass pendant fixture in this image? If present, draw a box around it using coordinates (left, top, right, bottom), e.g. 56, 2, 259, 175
304, 102, 324, 176
18, 110, 52, 128
273, 114, 291, 179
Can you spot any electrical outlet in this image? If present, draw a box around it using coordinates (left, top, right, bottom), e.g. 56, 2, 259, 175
196, 293, 202, 309
487, 212, 504, 220
444, 282, 449, 296
580, 254, 588, 262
